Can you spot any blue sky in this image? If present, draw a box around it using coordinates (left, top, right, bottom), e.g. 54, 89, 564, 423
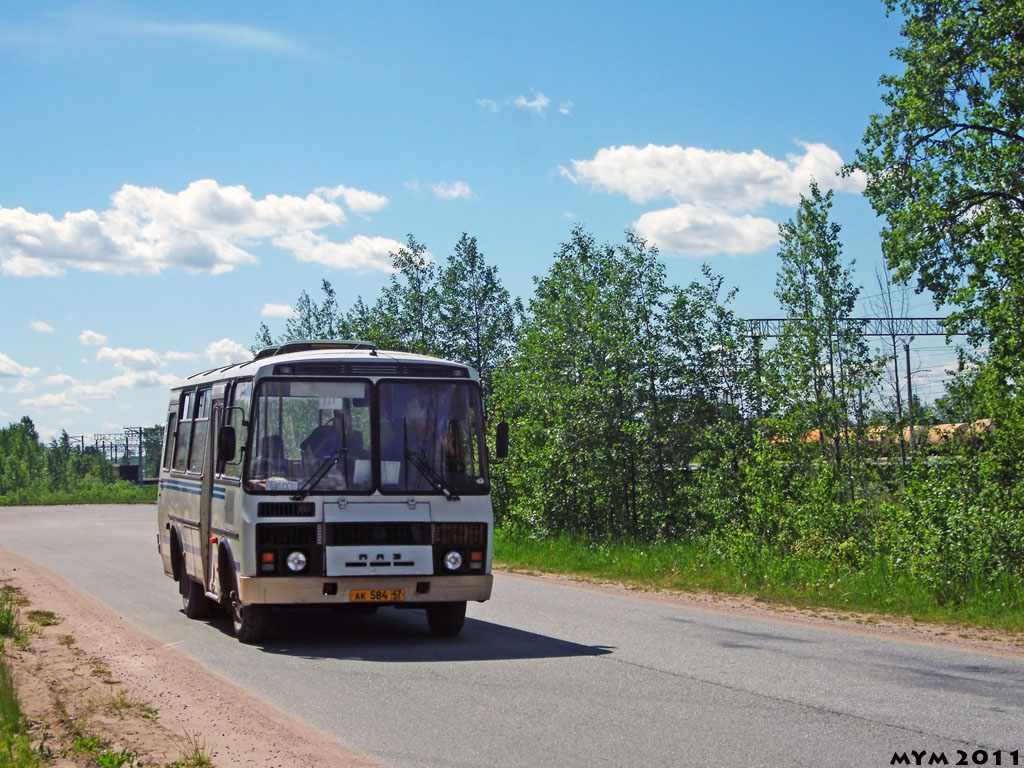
0, 1, 953, 441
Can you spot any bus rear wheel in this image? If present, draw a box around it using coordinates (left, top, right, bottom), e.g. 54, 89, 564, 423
425, 601, 466, 637
181, 576, 211, 619
230, 587, 267, 644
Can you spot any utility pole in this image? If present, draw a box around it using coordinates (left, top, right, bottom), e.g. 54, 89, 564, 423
905, 338, 915, 451
124, 426, 146, 483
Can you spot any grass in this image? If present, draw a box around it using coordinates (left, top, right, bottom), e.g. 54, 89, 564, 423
91, 667, 120, 686
170, 731, 214, 768
493, 527, 1024, 633
105, 690, 157, 720
0, 588, 29, 651
2, 635, 45, 768
95, 747, 139, 767
24, 611, 58, 628
0, 480, 157, 506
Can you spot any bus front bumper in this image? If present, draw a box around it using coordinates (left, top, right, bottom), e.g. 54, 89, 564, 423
236, 573, 493, 606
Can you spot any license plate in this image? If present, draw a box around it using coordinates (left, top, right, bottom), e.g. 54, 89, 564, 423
349, 588, 406, 603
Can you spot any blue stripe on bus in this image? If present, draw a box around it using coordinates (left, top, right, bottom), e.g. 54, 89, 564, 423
160, 479, 227, 500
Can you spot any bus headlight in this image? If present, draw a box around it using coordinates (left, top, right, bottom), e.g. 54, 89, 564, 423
443, 551, 463, 571
285, 551, 308, 573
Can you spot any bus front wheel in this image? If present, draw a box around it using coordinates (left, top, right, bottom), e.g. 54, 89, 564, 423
230, 587, 267, 644
425, 601, 466, 637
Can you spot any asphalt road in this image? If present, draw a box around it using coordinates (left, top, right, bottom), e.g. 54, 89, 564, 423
2, 504, 1022, 768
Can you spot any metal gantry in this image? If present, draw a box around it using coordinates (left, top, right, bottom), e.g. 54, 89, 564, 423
742, 316, 968, 450
743, 317, 957, 338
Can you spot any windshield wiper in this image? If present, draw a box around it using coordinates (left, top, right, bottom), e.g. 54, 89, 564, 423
291, 448, 345, 501
405, 450, 460, 501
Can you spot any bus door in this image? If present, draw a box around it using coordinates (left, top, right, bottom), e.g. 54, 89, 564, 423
198, 389, 226, 593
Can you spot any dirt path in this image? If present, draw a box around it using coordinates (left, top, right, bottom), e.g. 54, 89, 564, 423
1, 542, 380, 768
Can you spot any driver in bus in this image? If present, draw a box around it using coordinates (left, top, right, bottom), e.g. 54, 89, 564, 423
301, 410, 351, 465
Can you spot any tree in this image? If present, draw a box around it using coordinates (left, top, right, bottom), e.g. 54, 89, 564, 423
371, 235, 441, 355
855, 0, 1024, 369
251, 279, 349, 353
770, 182, 876, 494
437, 233, 522, 397
493, 228, 727, 538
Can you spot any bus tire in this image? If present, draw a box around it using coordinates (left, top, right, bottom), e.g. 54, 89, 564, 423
182, 576, 211, 619
426, 601, 466, 637
230, 584, 267, 644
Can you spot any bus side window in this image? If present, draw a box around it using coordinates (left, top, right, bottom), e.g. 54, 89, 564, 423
219, 380, 250, 479
162, 413, 176, 471
188, 388, 212, 474
172, 391, 194, 472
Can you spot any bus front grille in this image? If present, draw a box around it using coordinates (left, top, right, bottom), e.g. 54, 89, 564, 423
326, 522, 431, 547
258, 502, 315, 518
431, 522, 488, 547
256, 523, 319, 547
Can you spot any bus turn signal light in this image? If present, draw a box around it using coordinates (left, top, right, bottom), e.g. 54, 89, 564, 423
260, 551, 275, 572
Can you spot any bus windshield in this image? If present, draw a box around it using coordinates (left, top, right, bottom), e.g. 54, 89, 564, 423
246, 379, 488, 495
379, 381, 488, 495
247, 380, 373, 494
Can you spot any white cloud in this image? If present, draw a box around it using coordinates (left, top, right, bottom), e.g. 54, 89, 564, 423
101, 370, 180, 389
19, 392, 94, 414
513, 90, 550, 113
313, 184, 389, 214
9, 379, 34, 394
97, 346, 161, 371
476, 98, 500, 113
205, 338, 251, 365
165, 350, 199, 361
562, 140, 865, 257
559, 101, 574, 116
261, 303, 296, 318
0, 407, 9, 420
0, 179, 359, 278
43, 374, 78, 387
20, 378, 116, 413
2, 253, 64, 277
1, 15, 307, 57
431, 181, 474, 201
562, 141, 863, 210
634, 205, 780, 257
104, 19, 307, 56
79, 330, 107, 345
275, 232, 402, 273
30, 319, 54, 333
0, 352, 39, 378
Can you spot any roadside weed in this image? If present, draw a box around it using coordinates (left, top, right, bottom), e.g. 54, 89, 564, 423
95, 747, 139, 767
106, 690, 157, 720
171, 730, 214, 768
0, 589, 22, 639
24, 611, 59, 627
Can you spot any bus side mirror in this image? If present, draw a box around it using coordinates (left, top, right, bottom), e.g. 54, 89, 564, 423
495, 421, 509, 459
217, 426, 236, 464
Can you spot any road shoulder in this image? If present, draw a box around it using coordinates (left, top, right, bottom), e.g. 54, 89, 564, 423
1, 540, 380, 768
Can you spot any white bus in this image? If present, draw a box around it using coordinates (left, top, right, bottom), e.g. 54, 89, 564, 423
156, 340, 506, 643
